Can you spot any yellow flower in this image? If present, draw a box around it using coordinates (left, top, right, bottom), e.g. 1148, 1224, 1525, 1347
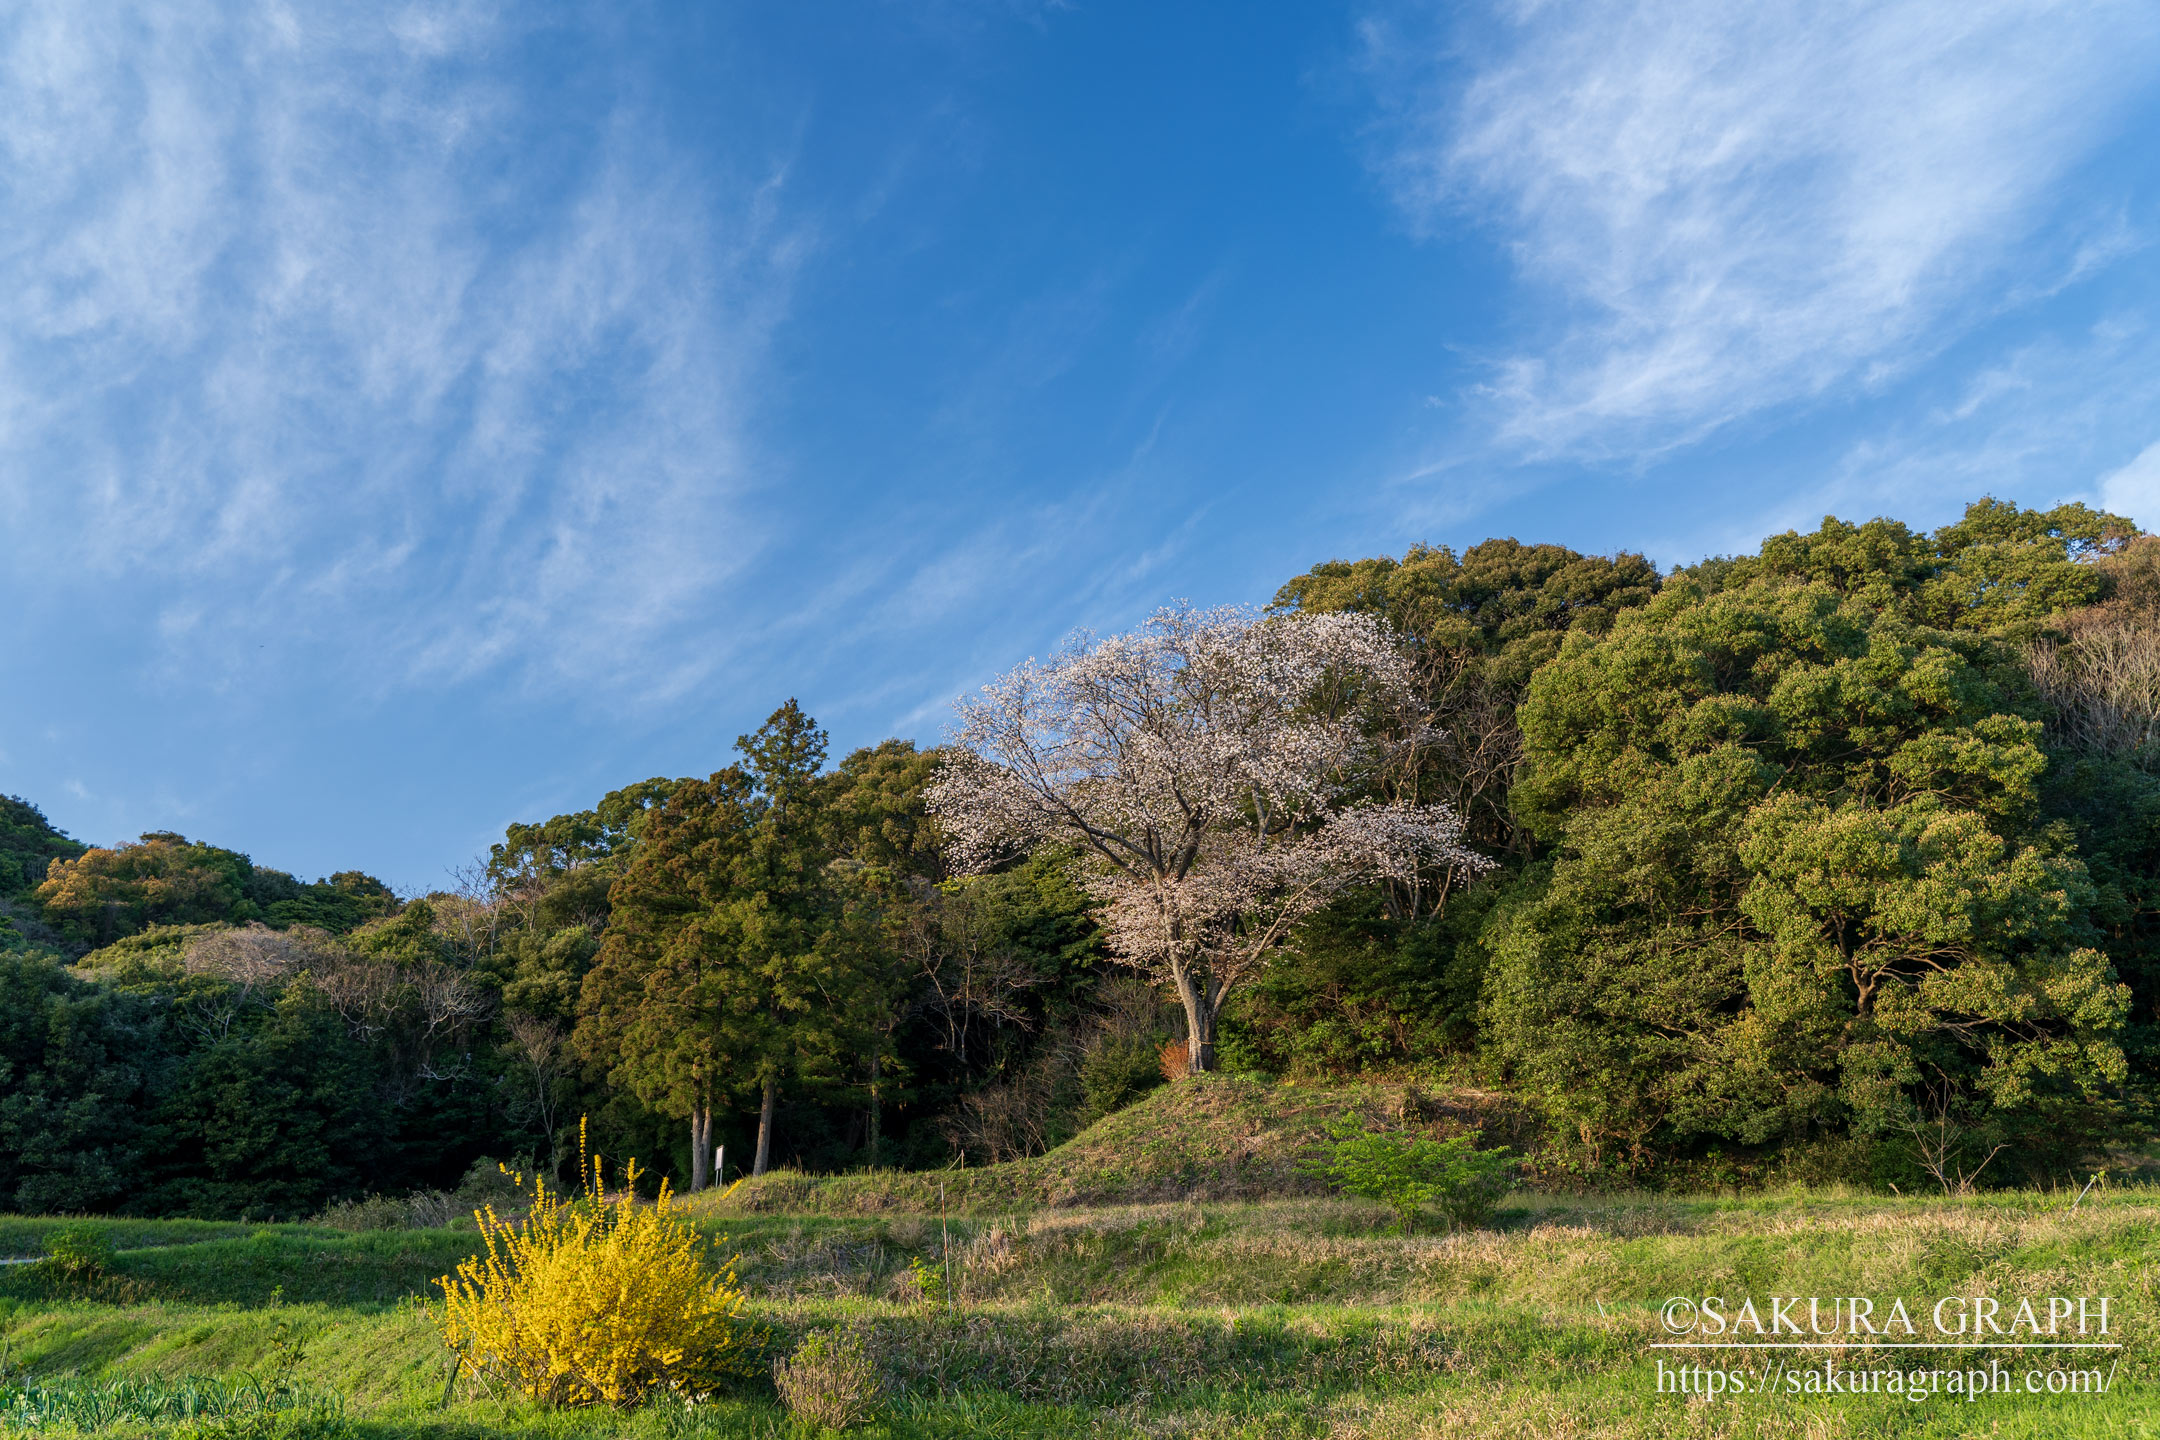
435, 1120, 750, 1408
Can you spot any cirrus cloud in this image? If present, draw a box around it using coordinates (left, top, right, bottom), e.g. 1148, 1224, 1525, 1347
0, 3, 804, 702
1362, 0, 2160, 459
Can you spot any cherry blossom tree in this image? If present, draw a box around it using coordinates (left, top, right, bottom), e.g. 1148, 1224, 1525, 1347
926, 605, 1491, 1073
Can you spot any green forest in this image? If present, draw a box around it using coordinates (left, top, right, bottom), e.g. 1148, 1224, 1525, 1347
6, 497, 2157, 1220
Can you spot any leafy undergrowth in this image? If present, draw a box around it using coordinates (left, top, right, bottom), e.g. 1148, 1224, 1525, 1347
0, 1373, 344, 1433
702, 1075, 1521, 1217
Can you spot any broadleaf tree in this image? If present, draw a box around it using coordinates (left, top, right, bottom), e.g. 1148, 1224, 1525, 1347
927, 605, 1489, 1073
1486, 505, 2137, 1174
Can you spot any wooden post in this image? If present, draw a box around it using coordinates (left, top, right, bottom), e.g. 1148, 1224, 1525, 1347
940, 1181, 953, 1313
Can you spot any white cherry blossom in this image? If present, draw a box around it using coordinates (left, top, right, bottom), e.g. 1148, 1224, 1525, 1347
927, 604, 1490, 1071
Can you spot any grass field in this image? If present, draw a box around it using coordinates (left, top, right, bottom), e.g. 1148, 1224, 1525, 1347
2, 1083, 2155, 1437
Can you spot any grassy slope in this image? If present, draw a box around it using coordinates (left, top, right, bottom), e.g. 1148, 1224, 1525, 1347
1, 1084, 2156, 1437
702, 1074, 1514, 1216
4, 1192, 2157, 1436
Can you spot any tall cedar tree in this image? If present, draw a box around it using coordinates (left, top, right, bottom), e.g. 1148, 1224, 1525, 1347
576, 702, 876, 1184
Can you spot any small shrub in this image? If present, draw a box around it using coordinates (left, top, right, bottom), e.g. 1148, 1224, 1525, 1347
401, 1192, 463, 1231
1077, 1032, 1168, 1121
36, 1226, 115, 1284
451, 1155, 536, 1211
314, 1187, 487, 1232
1157, 1038, 1191, 1083
434, 1130, 754, 1408
774, 1329, 881, 1431
1304, 1125, 1513, 1232
313, 1195, 416, 1232
894, 1255, 944, 1307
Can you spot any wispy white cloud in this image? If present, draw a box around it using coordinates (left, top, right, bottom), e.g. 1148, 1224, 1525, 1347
0, 3, 803, 703
1796, 311, 2160, 534
2099, 439, 2160, 531
1363, 0, 2160, 459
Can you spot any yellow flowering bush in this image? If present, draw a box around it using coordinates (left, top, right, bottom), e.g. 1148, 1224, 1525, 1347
435, 1133, 752, 1408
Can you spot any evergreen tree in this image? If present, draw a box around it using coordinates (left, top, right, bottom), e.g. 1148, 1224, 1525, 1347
577, 702, 878, 1184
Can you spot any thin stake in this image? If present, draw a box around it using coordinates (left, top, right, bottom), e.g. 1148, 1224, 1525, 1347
439, 1352, 461, 1410
940, 1181, 952, 1314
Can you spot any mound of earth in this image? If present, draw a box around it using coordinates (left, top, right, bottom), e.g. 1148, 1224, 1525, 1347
710, 1074, 1524, 1215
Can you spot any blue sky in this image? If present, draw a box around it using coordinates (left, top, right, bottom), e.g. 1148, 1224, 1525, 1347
6, 0, 2160, 892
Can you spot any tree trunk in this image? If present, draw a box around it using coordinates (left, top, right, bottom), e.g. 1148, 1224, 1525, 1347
753, 1074, 776, 1176
1186, 1006, 1216, 1074
866, 1050, 882, 1167
1171, 964, 1218, 1074
689, 1106, 711, 1192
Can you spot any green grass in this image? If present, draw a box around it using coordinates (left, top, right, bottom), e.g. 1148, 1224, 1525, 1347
2, 1229, 491, 1310
703, 1075, 1426, 1216
3, 1190, 2156, 1436
1, 1373, 345, 1432
2, 1086, 2157, 1435
0, 1219, 267, 1260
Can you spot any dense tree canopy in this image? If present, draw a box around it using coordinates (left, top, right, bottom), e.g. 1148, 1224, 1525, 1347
1277, 538, 1662, 855
2, 496, 2154, 1213
35, 833, 395, 945
1487, 579, 2128, 1167
0, 795, 86, 898
580, 704, 916, 1183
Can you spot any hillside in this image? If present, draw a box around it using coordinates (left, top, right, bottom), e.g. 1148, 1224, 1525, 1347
704, 1074, 1528, 1216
